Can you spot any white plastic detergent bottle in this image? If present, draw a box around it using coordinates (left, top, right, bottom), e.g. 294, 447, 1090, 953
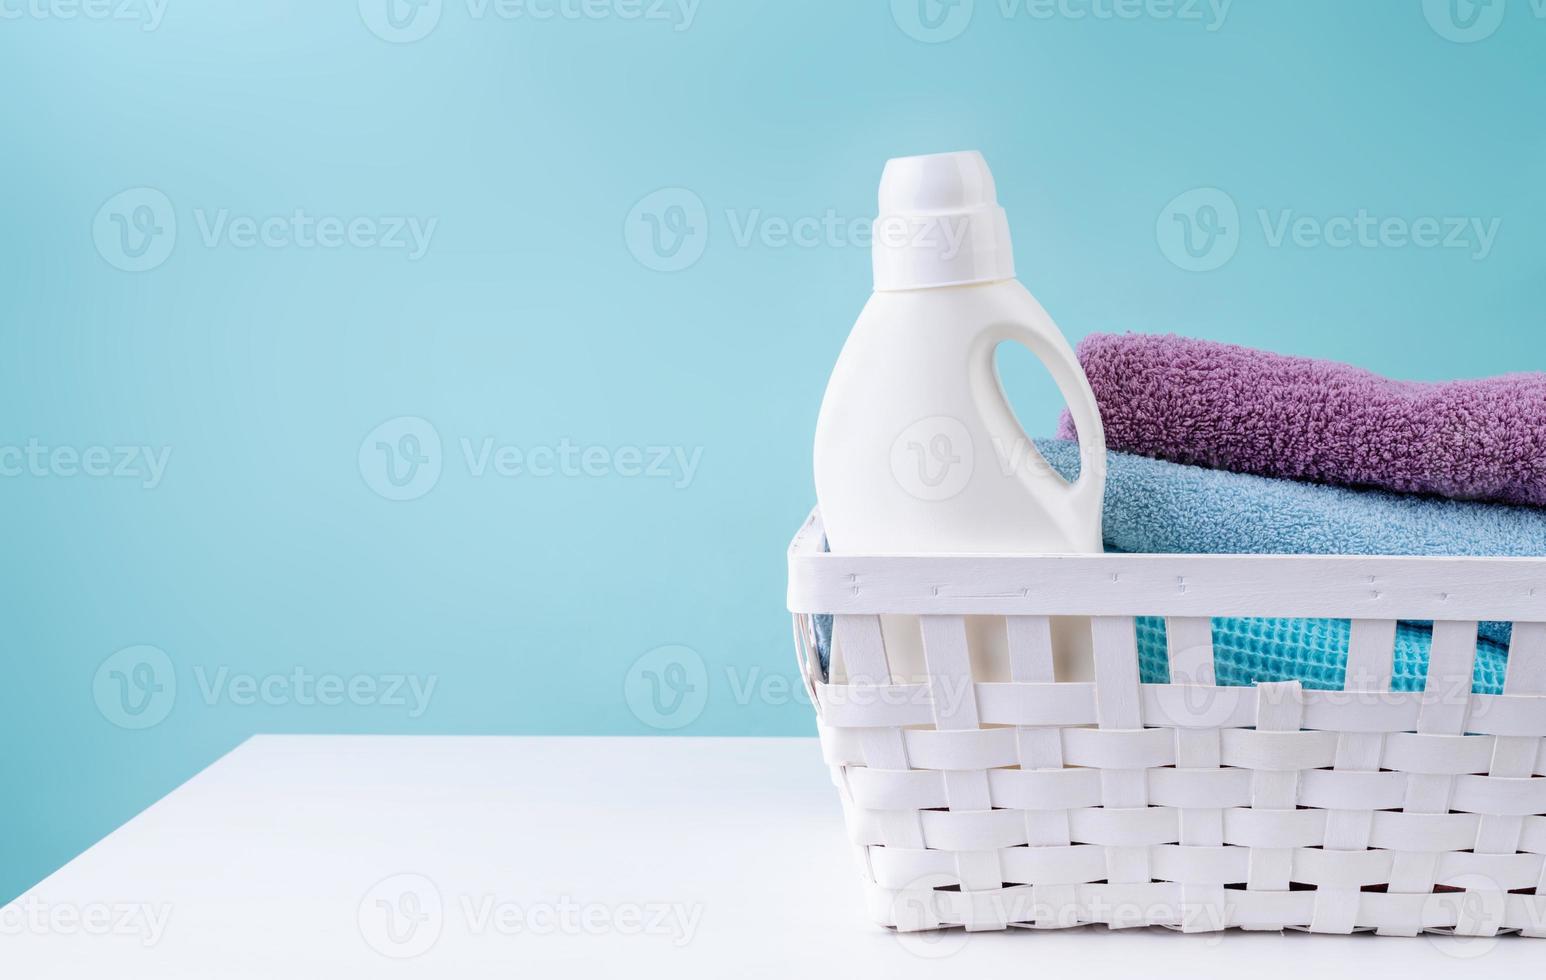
813, 150, 1107, 685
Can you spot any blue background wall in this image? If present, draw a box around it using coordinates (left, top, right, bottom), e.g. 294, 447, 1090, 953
2, 0, 1543, 903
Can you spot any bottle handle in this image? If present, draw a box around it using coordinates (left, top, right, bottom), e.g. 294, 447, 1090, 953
971, 314, 1107, 521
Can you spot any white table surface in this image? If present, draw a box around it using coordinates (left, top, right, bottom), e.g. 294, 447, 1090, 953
1, 735, 1537, 977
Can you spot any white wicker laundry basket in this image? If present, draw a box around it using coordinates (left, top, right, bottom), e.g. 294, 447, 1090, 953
787, 509, 1546, 937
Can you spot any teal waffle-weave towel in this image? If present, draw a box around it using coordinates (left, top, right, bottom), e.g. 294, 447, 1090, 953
811, 611, 1511, 693
1135, 616, 1509, 693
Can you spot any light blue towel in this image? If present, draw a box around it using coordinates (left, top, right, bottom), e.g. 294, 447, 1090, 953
1035, 438, 1546, 649
1037, 439, 1542, 693
810, 441, 1544, 693
1034, 439, 1546, 564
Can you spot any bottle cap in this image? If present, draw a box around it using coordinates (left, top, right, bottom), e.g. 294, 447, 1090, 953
872, 150, 1016, 291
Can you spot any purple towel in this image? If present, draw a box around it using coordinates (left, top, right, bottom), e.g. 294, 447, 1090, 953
1057, 333, 1546, 507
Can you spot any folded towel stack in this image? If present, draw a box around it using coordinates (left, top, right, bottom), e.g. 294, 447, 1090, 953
1048, 333, 1546, 693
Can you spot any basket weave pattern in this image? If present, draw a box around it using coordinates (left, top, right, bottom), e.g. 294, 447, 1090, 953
788, 511, 1546, 936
